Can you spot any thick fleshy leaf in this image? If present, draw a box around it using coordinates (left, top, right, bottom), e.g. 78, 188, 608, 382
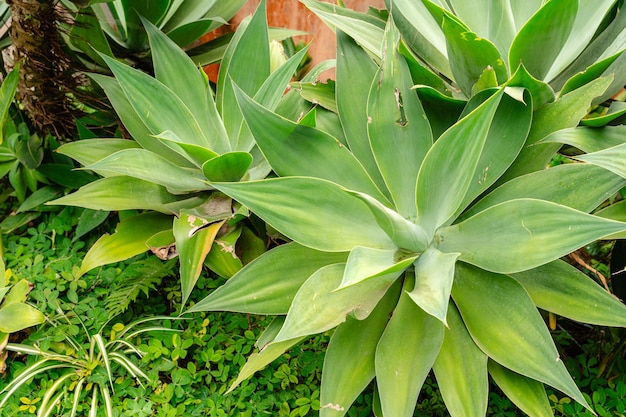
0, 303, 44, 333
0, 67, 18, 144
595, 201, 626, 239
433, 303, 488, 417
85, 149, 209, 193
500, 76, 612, 180
376, 283, 444, 417
442, 13, 507, 97
349, 191, 429, 253
234, 86, 389, 203
320, 281, 401, 417
274, 264, 401, 342
174, 214, 225, 309
415, 86, 465, 140
144, 18, 230, 154
77, 212, 172, 278
301, 0, 385, 58
202, 152, 252, 182
581, 102, 626, 127
488, 361, 553, 417
507, 64, 555, 107
367, 21, 432, 219
462, 164, 626, 219
438, 199, 626, 274
574, 143, 626, 179
539, 126, 626, 153
213, 177, 396, 252
100, 54, 211, 149
508, 0, 578, 81
336, 31, 387, 194
408, 246, 460, 325
338, 247, 417, 290
57, 139, 140, 168
49, 176, 183, 213
187, 243, 348, 315
511, 260, 626, 327
452, 263, 590, 411
415, 89, 503, 236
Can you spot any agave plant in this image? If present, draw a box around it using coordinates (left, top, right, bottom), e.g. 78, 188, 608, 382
50, 1, 310, 308
186, 1, 626, 416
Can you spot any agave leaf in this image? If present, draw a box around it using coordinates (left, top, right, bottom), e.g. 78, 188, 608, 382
580, 101, 626, 127
202, 152, 252, 183
452, 263, 591, 411
415, 88, 503, 237
233, 86, 389, 203
408, 246, 460, 325
336, 31, 387, 193
144, 18, 230, 154
595, 201, 626, 239
442, 13, 507, 97
507, 64, 555, 107
187, 243, 348, 315
539, 126, 626, 153
151, 131, 219, 167
85, 149, 209, 193
367, 21, 432, 219
161, 0, 216, 31
0, 303, 44, 333
57, 139, 140, 168
49, 176, 183, 213
274, 264, 401, 342
77, 212, 172, 278
438, 199, 626, 274
433, 302, 488, 417
501, 76, 612, 181
573, 143, 626, 179
463, 164, 626, 220
415, 86, 466, 140
173, 214, 225, 309
508, 0, 578, 81
202, 225, 243, 278
559, 51, 626, 100
217, 0, 269, 145
100, 54, 211, 150
320, 281, 401, 417
213, 177, 396, 252
301, 0, 385, 58
165, 19, 215, 49
0, 67, 18, 144
375, 282, 444, 417
511, 260, 626, 327
490, 361, 553, 417
337, 246, 417, 290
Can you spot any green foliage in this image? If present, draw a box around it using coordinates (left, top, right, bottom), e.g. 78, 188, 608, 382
187, 1, 626, 417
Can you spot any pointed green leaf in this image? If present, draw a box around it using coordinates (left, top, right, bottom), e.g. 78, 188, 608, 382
234, 86, 389, 203
452, 263, 590, 411
187, 243, 348, 315
508, 0, 578, 81
0, 67, 18, 143
213, 177, 396, 252
338, 247, 417, 290
49, 176, 183, 213
376, 284, 444, 417
144, 18, 230, 154
508, 64, 555, 107
463, 164, 626, 219
416, 89, 503, 236
203, 225, 243, 279
367, 21, 432, 219
57, 139, 140, 168
438, 199, 626, 274
0, 303, 44, 333
539, 126, 626, 153
320, 281, 401, 417
174, 215, 224, 309
442, 13, 507, 97
77, 212, 172, 278
274, 264, 400, 343
408, 246, 460, 325
3, 280, 31, 305
511, 260, 626, 327
336, 30, 388, 194
488, 361, 553, 417
574, 143, 626, 179
85, 149, 209, 193
433, 303, 488, 417
581, 102, 626, 127
202, 152, 252, 183
152, 131, 219, 167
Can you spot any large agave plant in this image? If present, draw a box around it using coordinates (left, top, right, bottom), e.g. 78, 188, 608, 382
188, 1, 626, 416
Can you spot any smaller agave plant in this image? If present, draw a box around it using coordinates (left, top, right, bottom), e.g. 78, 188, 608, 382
187, 1, 626, 416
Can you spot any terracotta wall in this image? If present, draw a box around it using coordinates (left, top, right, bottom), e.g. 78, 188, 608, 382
205, 0, 386, 80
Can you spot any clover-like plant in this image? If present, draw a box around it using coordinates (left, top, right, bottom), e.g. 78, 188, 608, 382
187, 1, 626, 416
